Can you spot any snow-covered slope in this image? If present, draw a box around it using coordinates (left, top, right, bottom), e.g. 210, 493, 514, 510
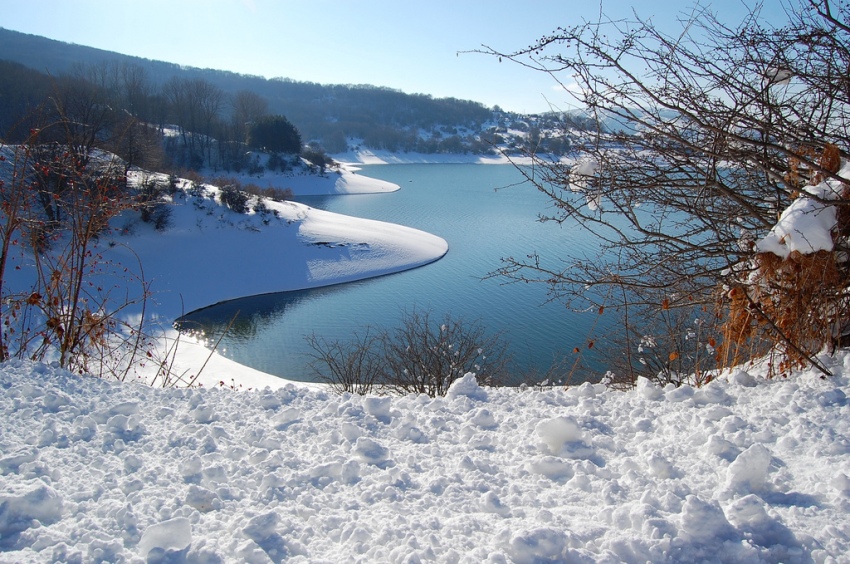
106, 176, 447, 320
1, 357, 848, 562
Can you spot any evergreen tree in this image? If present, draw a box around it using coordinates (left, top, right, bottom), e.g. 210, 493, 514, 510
247, 114, 302, 154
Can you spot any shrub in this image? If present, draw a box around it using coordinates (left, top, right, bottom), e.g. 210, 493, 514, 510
306, 330, 381, 395
167, 174, 180, 195
719, 250, 848, 376
0, 139, 152, 378
241, 183, 293, 202
208, 176, 292, 209
263, 187, 293, 202
302, 145, 335, 174
306, 309, 510, 397
219, 185, 249, 214
137, 176, 173, 231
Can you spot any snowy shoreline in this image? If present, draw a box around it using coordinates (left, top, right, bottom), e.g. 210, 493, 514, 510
137, 153, 556, 390
132, 166, 449, 390
332, 149, 538, 167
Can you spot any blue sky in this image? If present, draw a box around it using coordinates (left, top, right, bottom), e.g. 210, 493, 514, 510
1, 0, 786, 114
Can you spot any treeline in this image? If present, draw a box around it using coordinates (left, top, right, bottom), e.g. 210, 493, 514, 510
0, 58, 314, 173
0, 27, 505, 156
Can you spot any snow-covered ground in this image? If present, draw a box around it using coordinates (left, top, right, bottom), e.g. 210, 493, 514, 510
1, 355, 848, 562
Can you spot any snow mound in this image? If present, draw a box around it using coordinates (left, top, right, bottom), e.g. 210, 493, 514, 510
756, 161, 850, 258
445, 372, 488, 401
755, 181, 842, 257
138, 517, 192, 560
535, 415, 587, 456
725, 443, 773, 495
0, 483, 63, 542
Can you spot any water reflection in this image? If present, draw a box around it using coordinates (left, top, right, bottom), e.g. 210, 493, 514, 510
294, 194, 335, 209
176, 284, 350, 344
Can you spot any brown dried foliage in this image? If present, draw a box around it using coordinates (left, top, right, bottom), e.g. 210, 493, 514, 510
819, 143, 842, 180
785, 143, 842, 190
719, 142, 850, 376
718, 250, 849, 376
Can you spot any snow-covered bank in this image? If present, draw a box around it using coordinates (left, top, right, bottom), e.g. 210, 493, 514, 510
332, 149, 531, 166
1, 357, 848, 562
111, 191, 448, 321
237, 165, 400, 196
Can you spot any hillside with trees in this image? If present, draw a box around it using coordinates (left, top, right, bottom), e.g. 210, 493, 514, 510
0, 27, 572, 158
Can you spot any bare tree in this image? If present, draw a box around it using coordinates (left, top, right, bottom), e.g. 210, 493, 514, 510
0, 106, 154, 378
46, 74, 115, 160
230, 90, 269, 143
163, 77, 223, 167
117, 62, 153, 120
191, 79, 224, 168
306, 330, 381, 395
306, 310, 511, 397
480, 0, 850, 382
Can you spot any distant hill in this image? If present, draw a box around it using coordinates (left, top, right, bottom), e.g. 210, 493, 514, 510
0, 27, 169, 75
1, 27, 551, 155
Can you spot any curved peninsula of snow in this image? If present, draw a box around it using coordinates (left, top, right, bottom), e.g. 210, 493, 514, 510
114, 174, 447, 320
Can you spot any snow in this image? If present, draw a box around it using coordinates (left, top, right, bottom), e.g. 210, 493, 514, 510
755, 161, 850, 257
114, 185, 448, 320
1, 355, 849, 562
567, 157, 602, 211
332, 149, 530, 166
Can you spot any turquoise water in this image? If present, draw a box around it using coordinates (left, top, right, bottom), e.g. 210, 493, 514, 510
178, 164, 610, 383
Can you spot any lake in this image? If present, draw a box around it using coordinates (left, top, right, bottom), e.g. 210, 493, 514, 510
177, 163, 612, 383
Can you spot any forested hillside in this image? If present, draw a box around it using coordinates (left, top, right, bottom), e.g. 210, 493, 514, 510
0, 27, 571, 157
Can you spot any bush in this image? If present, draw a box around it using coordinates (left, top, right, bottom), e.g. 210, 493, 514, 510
219, 185, 249, 214
241, 183, 293, 203
305, 331, 381, 395
208, 176, 292, 211
302, 145, 335, 174
137, 176, 173, 231
306, 309, 510, 397
0, 139, 152, 378
167, 174, 180, 195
